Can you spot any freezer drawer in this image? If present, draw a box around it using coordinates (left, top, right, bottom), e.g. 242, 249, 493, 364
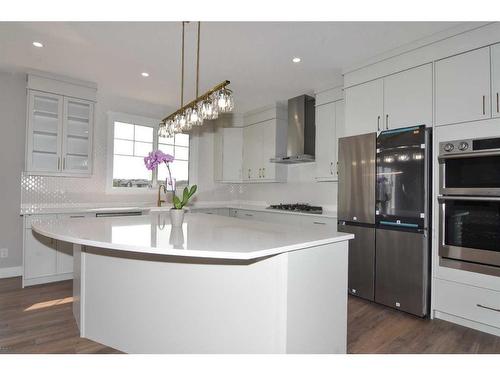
375, 228, 429, 317
338, 222, 375, 301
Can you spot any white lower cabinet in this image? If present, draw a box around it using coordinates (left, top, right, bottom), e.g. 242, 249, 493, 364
434, 278, 500, 331
24, 229, 57, 279
23, 213, 93, 287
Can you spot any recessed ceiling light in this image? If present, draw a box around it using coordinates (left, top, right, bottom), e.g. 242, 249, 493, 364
292, 57, 301, 63
141, 72, 150, 77
32, 41, 43, 48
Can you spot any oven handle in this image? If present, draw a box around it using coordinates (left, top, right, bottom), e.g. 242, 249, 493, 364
438, 195, 500, 202
438, 149, 500, 161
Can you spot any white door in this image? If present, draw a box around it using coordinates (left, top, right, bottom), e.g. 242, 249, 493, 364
62, 97, 93, 174
24, 229, 57, 279
383, 64, 433, 130
213, 127, 223, 182
491, 43, 500, 119
435, 47, 491, 126
315, 101, 336, 180
344, 79, 383, 136
334, 100, 344, 177
27, 91, 63, 173
260, 120, 277, 181
222, 127, 243, 182
242, 125, 261, 181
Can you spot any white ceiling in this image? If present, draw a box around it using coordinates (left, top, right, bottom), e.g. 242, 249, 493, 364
0, 22, 479, 112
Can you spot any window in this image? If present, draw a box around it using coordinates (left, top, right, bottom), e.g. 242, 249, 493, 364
110, 116, 190, 189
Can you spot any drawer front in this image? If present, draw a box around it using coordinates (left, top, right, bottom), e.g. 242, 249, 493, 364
301, 216, 336, 227
24, 214, 57, 229
434, 278, 500, 328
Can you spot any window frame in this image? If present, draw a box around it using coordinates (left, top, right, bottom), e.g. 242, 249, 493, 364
106, 111, 193, 194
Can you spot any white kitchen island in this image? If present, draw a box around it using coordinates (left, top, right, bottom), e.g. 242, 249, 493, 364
31, 212, 353, 354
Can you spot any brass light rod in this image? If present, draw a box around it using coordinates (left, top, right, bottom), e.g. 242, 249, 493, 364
161, 80, 231, 123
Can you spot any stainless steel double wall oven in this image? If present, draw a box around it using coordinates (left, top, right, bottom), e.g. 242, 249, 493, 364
438, 136, 500, 277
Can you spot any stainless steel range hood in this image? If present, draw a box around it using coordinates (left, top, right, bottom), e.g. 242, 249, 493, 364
270, 94, 315, 164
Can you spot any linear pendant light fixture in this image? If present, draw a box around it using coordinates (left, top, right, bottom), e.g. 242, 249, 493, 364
159, 21, 234, 137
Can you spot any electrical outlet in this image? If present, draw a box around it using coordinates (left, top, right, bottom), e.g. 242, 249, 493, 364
0, 248, 8, 258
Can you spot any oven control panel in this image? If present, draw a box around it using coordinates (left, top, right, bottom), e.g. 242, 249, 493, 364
440, 136, 500, 156
439, 139, 472, 155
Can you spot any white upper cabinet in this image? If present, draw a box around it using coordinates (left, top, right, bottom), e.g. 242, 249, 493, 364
345, 64, 433, 136
241, 105, 287, 183
25, 72, 96, 177
61, 97, 93, 174
242, 124, 261, 181
214, 126, 243, 183
435, 47, 491, 126
383, 64, 433, 130
491, 43, 500, 119
26, 91, 64, 173
27, 90, 94, 176
315, 100, 341, 181
344, 79, 384, 136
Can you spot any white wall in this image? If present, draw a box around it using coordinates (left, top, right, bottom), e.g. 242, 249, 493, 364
0, 71, 26, 270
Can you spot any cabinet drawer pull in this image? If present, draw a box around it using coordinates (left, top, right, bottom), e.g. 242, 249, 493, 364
262, 167, 265, 178
313, 221, 326, 225
497, 92, 499, 113
63, 157, 66, 170
385, 114, 389, 130
69, 215, 85, 219
57, 157, 61, 170
377, 116, 381, 131
477, 303, 500, 313
248, 168, 251, 179
483, 95, 486, 115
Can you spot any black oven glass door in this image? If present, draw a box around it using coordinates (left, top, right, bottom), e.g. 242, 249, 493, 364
444, 199, 500, 253
444, 155, 500, 189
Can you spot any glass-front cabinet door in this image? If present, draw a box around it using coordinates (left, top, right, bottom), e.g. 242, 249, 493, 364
61, 97, 93, 174
27, 91, 63, 172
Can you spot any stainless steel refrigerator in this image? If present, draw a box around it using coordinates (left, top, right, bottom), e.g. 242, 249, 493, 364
337, 126, 431, 317
337, 132, 377, 301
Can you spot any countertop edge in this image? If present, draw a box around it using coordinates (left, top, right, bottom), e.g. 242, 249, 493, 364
31, 222, 353, 261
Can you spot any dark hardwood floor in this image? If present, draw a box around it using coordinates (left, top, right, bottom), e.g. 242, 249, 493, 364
1, 276, 499, 354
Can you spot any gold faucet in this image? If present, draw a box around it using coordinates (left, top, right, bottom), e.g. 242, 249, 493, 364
157, 183, 167, 207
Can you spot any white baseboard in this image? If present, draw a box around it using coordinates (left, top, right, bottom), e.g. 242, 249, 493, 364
0, 266, 23, 279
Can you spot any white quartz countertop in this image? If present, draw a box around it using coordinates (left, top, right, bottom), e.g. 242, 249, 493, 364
21, 202, 337, 218
31, 212, 352, 261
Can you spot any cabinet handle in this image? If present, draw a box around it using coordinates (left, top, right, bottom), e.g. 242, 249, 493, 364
377, 116, 380, 131
483, 95, 486, 115
330, 162, 334, 175
259, 168, 262, 178
248, 169, 251, 179
63, 157, 66, 170
313, 221, 326, 225
262, 167, 265, 178
336, 161, 339, 175
497, 93, 499, 113
385, 114, 389, 130
477, 303, 500, 313
57, 157, 60, 170
69, 215, 85, 219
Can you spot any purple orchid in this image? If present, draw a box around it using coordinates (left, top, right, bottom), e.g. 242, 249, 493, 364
144, 150, 174, 171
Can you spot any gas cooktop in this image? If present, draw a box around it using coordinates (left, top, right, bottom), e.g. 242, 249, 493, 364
267, 203, 323, 214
